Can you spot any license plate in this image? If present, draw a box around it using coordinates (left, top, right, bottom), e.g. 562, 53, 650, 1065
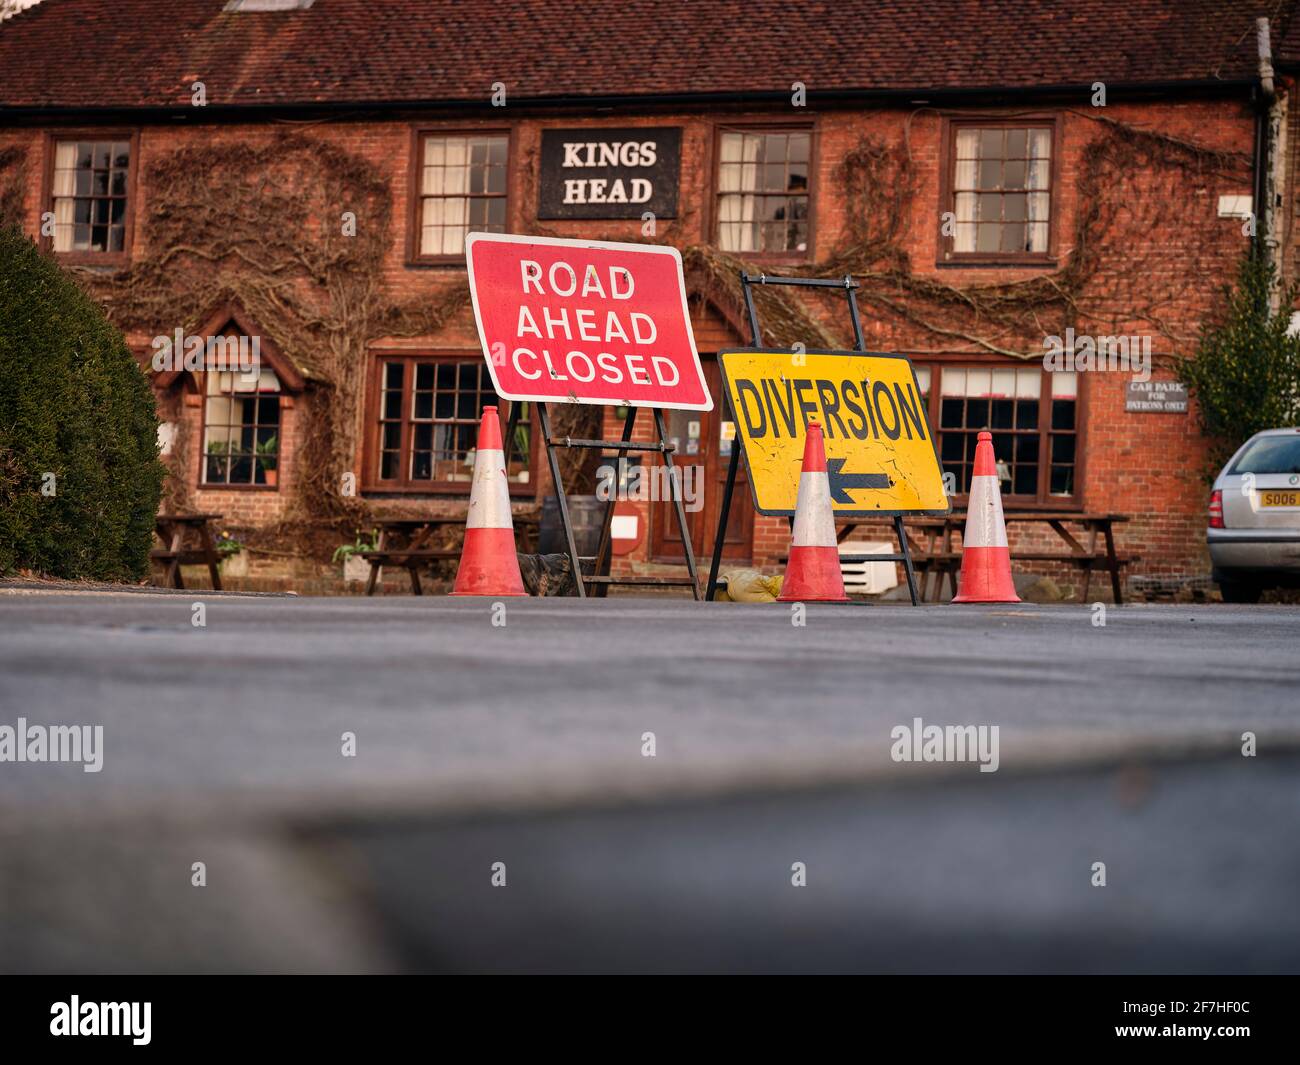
1259, 490, 1300, 507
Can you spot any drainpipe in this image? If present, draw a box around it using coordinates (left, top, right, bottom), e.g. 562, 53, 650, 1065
1254, 16, 1285, 310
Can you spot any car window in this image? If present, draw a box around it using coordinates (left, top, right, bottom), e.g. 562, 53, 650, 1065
1229, 434, 1300, 474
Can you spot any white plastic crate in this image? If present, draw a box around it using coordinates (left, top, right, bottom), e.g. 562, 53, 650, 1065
838, 541, 898, 595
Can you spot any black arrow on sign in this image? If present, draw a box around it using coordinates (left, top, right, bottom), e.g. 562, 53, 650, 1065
827, 456, 891, 503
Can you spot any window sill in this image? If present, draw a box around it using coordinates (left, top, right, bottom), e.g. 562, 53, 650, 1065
50, 250, 132, 268
719, 251, 811, 266
936, 257, 1058, 270
197, 484, 281, 493
405, 257, 469, 269
363, 485, 536, 497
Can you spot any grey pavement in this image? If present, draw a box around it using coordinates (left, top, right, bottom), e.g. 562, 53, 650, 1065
0, 591, 1298, 972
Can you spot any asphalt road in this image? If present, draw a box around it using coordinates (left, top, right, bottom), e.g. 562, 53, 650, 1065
1, 590, 1298, 972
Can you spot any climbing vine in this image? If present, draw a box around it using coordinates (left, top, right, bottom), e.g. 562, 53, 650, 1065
72, 133, 468, 537
59, 113, 1249, 551
705, 112, 1251, 364
0, 145, 27, 231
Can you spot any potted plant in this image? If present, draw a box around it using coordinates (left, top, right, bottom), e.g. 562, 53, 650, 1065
205, 439, 231, 482
214, 530, 248, 577
333, 528, 380, 584
255, 435, 279, 487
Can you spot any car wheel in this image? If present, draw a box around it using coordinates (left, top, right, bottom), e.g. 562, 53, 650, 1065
1219, 578, 1263, 604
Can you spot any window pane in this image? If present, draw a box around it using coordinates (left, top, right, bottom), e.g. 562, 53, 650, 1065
1051, 371, 1078, 398
1051, 435, 1076, 464
1051, 399, 1076, 430
716, 130, 808, 252
1015, 435, 1039, 464
951, 127, 1051, 257
1000, 223, 1027, 253
1015, 369, 1042, 398
52, 141, 131, 256
419, 134, 506, 255
375, 358, 511, 486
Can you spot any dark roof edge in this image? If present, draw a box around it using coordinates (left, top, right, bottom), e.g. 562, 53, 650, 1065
0, 77, 1261, 122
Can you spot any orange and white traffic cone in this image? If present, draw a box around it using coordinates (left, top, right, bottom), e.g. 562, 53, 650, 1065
778, 421, 849, 603
451, 406, 527, 597
952, 430, 1020, 603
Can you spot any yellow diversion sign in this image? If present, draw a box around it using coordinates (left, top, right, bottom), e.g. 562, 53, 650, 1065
719, 349, 950, 517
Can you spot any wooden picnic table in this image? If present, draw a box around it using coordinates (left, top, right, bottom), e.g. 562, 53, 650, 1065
836, 512, 1136, 604
152, 513, 223, 590
362, 514, 541, 596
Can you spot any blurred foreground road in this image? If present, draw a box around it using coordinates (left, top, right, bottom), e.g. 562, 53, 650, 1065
0, 590, 1297, 972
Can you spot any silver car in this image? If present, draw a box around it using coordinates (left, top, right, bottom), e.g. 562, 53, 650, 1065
1208, 428, 1300, 602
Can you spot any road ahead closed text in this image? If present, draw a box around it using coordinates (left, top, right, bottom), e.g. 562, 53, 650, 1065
720, 350, 949, 516
465, 233, 711, 410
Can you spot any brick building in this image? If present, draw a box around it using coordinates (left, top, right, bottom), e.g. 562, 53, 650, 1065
0, 0, 1292, 593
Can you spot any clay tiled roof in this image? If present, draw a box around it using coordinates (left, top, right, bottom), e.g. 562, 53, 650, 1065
0, 0, 1287, 112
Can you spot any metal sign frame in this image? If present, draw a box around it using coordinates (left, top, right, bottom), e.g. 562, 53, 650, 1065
704, 272, 933, 606
503, 401, 700, 600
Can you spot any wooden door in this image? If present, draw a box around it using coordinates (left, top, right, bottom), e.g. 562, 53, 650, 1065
651, 360, 753, 562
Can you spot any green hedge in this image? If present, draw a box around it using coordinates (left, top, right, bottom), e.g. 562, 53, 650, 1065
0, 225, 164, 579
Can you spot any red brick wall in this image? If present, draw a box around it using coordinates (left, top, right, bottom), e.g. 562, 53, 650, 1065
0, 94, 1259, 583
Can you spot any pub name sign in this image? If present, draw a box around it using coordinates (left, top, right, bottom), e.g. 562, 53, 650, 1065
537, 128, 682, 220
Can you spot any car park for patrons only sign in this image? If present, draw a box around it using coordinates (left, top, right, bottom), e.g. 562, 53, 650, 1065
719, 349, 949, 516
465, 233, 712, 410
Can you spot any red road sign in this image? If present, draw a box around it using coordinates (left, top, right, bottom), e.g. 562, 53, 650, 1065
465, 233, 712, 410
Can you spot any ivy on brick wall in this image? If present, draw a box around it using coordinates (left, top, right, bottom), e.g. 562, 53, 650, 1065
0, 145, 26, 231
42, 113, 1249, 552
71, 134, 465, 534
708, 113, 1250, 364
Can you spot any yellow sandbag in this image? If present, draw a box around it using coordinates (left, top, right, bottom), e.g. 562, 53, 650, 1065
718, 568, 783, 603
